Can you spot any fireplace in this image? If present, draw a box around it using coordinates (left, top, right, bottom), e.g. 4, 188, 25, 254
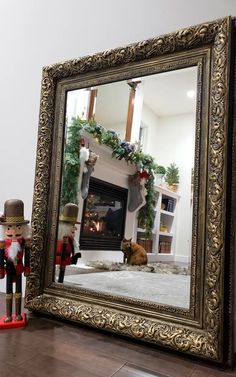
80, 177, 128, 250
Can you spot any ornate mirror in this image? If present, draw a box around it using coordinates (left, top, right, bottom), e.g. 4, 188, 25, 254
25, 17, 235, 366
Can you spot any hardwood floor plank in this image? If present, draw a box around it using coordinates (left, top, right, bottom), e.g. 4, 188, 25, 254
40, 341, 126, 376
16, 353, 124, 377
0, 328, 43, 366
0, 363, 30, 377
190, 365, 236, 377
27, 314, 194, 377
16, 312, 194, 377
0, 294, 234, 376
113, 363, 169, 377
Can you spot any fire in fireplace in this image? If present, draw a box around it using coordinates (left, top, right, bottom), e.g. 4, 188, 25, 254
80, 177, 128, 250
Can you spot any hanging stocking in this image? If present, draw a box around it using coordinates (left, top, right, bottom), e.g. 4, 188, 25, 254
128, 173, 147, 212
81, 151, 98, 199
77, 144, 90, 201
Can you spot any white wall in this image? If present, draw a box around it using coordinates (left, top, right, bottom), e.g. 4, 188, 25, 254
155, 114, 195, 262
0, 0, 235, 333
141, 106, 195, 262
141, 104, 160, 155
94, 81, 129, 138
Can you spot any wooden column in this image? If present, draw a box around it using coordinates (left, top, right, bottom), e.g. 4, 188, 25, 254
125, 81, 141, 142
87, 89, 98, 119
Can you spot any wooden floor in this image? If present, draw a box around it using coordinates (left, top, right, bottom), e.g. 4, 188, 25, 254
0, 294, 235, 377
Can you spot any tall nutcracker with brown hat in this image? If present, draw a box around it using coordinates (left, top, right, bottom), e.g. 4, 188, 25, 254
56, 203, 81, 283
0, 199, 31, 328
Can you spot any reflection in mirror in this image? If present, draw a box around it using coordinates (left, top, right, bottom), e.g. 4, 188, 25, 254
55, 66, 198, 310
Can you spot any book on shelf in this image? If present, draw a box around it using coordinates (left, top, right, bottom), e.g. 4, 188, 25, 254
159, 241, 171, 253
161, 198, 175, 212
137, 238, 153, 253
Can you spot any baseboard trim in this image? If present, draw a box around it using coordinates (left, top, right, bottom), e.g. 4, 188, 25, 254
174, 255, 190, 264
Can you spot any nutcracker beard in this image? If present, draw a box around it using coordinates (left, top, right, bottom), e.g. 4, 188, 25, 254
4, 239, 23, 322
7, 240, 21, 263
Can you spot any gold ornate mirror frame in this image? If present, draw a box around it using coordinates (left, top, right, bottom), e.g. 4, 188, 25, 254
25, 17, 235, 366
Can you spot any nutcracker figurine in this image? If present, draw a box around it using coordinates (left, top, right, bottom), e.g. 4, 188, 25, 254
56, 203, 81, 283
0, 199, 31, 328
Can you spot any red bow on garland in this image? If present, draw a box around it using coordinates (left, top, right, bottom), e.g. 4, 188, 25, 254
138, 170, 149, 180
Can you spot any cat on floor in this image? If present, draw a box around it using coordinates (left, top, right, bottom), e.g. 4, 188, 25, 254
121, 238, 147, 266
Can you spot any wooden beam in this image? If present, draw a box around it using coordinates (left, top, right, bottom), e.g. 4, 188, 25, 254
88, 89, 97, 119
125, 81, 141, 142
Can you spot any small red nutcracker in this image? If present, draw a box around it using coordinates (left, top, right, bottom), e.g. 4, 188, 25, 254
56, 203, 81, 283
0, 199, 31, 327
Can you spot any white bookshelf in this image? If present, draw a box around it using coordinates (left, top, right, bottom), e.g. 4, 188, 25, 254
137, 184, 180, 262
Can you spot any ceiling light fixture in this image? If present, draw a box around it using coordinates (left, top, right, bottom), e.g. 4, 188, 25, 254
187, 90, 195, 98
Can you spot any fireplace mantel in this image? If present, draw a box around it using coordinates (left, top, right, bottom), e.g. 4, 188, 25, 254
82, 130, 137, 177
77, 131, 138, 263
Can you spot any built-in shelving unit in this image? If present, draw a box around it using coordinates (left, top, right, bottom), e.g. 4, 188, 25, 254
136, 184, 180, 262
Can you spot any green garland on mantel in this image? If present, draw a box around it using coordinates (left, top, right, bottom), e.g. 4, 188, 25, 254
61, 117, 159, 236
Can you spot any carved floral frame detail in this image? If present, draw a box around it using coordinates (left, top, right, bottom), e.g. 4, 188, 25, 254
25, 17, 233, 365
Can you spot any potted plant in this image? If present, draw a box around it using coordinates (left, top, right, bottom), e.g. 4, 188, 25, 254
165, 163, 179, 192
155, 165, 166, 185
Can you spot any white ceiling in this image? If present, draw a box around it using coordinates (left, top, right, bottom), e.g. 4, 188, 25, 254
94, 66, 198, 128
142, 67, 198, 117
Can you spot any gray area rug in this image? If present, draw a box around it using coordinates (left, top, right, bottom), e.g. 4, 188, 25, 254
64, 270, 190, 309
86, 260, 191, 275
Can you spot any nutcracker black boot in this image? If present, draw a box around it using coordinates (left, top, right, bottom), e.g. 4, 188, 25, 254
58, 266, 65, 283
15, 294, 23, 321
4, 294, 13, 322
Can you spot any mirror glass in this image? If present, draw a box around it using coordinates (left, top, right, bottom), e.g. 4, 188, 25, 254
55, 66, 198, 310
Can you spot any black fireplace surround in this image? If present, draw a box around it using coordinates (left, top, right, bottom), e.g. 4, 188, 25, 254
80, 177, 128, 250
